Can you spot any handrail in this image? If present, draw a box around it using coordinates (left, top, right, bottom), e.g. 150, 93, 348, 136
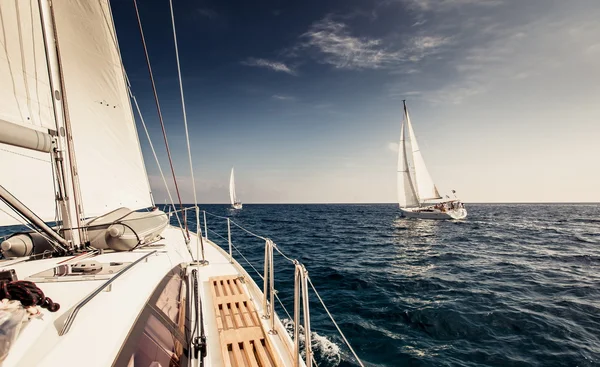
59, 250, 157, 335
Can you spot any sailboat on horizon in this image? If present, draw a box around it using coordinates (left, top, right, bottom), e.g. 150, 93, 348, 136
397, 100, 467, 220
229, 167, 243, 209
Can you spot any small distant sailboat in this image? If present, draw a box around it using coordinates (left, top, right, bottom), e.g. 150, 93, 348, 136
230, 167, 243, 209
397, 100, 467, 220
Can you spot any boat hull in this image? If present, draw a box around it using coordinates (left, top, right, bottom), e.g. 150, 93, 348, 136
232, 202, 243, 210
400, 207, 467, 220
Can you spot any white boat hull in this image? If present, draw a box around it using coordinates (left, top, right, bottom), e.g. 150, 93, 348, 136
232, 202, 243, 210
400, 207, 467, 220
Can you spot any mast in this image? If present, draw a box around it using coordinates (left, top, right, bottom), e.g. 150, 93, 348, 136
38, 0, 84, 247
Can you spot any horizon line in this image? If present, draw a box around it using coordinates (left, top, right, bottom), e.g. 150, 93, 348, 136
159, 201, 600, 205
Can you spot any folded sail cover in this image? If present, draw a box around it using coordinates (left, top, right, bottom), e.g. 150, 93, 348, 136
0, 0, 152, 225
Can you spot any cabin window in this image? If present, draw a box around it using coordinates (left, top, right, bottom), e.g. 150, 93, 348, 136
113, 265, 190, 367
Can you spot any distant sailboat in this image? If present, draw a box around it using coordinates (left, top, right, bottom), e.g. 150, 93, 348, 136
230, 167, 243, 209
397, 100, 467, 219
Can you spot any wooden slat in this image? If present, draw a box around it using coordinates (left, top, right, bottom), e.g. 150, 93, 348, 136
239, 301, 255, 327
216, 305, 224, 331
232, 302, 245, 328
223, 302, 234, 330
254, 339, 273, 367
232, 342, 245, 367
245, 300, 261, 326
224, 343, 235, 367
243, 341, 260, 367
210, 275, 283, 367
227, 279, 237, 296
221, 326, 263, 344
233, 278, 244, 295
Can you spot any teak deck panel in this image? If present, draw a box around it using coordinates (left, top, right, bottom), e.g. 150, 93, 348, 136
210, 275, 282, 367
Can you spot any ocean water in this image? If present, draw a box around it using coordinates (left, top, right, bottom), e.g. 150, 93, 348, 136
193, 203, 600, 367
2, 203, 600, 366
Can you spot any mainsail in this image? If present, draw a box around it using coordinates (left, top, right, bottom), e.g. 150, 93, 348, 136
397, 118, 420, 208
0, 0, 152, 225
397, 101, 441, 208
229, 167, 237, 206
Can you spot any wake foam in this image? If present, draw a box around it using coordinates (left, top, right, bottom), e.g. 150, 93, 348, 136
282, 318, 342, 367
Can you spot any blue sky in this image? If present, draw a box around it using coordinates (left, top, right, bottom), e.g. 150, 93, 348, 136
112, 0, 600, 203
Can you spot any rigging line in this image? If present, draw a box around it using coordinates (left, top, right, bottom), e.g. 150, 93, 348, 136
168, 0, 206, 260
307, 277, 365, 367
168, 0, 198, 208
203, 211, 230, 220
129, 91, 186, 242
132, 0, 188, 238
272, 244, 295, 264
229, 220, 267, 241
201, 210, 266, 241
206, 228, 265, 281
0, 148, 51, 163
202, 211, 295, 261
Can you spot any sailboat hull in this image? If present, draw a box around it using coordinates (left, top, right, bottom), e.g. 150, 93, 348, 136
232, 202, 243, 210
400, 207, 467, 220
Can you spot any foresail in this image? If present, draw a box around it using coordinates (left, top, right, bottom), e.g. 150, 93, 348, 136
229, 168, 236, 205
51, 0, 152, 217
0, 1, 57, 225
397, 117, 419, 208
406, 111, 441, 202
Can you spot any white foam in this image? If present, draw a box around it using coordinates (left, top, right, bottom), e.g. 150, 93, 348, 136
282, 318, 342, 367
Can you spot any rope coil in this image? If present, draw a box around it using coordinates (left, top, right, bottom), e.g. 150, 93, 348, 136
0, 280, 60, 312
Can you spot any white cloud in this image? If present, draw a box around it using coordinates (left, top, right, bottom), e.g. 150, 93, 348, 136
300, 18, 399, 69
405, 0, 503, 12
387, 142, 399, 152
299, 17, 449, 70
272, 94, 296, 101
241, 58, 297, 75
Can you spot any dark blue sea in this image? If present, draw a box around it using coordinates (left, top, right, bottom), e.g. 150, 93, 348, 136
3, 203, 600, 366
192, 203, 600, 367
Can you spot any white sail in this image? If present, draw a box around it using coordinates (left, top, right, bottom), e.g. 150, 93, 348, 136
51, 0, 152, 218
0, 1, 58, 225
229, 167, 237, 205
397, 118, 420, 208
405, 109, 441, 202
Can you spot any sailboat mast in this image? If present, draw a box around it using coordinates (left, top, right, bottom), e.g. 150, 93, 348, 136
38, 0, 85, 247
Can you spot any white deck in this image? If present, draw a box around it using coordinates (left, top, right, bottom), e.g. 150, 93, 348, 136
1, 225, 296, 367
